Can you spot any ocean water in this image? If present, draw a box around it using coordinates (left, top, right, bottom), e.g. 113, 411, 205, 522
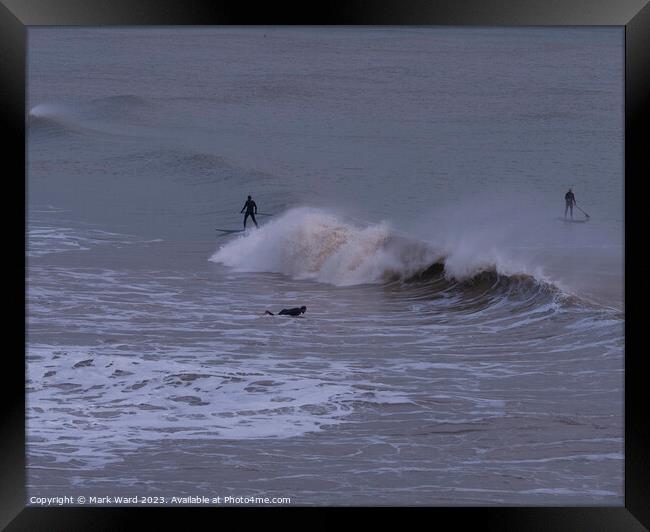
26, 27, 624, 505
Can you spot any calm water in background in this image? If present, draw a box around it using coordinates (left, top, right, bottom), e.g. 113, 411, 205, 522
27, 27, 624, 505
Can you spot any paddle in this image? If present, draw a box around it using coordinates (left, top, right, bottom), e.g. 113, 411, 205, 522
575, 205, 590, 219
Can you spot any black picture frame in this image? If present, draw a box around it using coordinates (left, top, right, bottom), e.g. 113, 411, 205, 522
2, 0, 648, 529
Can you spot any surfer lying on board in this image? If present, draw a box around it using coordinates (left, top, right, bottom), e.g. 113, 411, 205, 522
265, 306, 307, 317
565, 188, 576, 219
241, 195, 259, 228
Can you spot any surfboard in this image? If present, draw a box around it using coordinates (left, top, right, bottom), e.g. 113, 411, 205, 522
557, 217, 588, 224
215, 228, 246, 234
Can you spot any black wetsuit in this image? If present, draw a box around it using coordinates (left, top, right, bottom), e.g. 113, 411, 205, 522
265, 307, 306, 316
241, 199, 258, 228
565, 191, 576, 218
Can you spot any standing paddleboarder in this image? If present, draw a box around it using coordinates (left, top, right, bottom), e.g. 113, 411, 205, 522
240, 195, 259, 229
565, 188, 577, 219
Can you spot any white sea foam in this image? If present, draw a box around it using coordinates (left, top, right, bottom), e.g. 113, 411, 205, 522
27, 343, 412, 466
27, 224, 143, 258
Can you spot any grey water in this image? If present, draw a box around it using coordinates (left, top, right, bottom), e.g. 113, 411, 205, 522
27, 27, 624, 505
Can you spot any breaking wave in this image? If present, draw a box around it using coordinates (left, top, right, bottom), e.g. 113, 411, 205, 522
209, 207, 565, 302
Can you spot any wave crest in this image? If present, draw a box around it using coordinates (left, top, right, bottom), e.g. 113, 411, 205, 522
211, 208, 433, 285
209, 208, 556, 298
28, 95, 156, 137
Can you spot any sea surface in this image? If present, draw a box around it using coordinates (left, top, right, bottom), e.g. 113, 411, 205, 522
26, 27, 624, 505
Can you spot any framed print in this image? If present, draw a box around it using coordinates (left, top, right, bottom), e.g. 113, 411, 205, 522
2, 0, 649, 529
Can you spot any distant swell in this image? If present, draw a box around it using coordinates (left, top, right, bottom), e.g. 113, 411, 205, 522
28, 95, 157, 138
28, 107, 82, 138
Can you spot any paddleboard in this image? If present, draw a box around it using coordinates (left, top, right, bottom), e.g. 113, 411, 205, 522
216, 228, 246, 234
557, 217, 588, 224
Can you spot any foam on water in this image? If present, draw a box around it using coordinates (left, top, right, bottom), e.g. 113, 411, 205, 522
27, 343, 412, 466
